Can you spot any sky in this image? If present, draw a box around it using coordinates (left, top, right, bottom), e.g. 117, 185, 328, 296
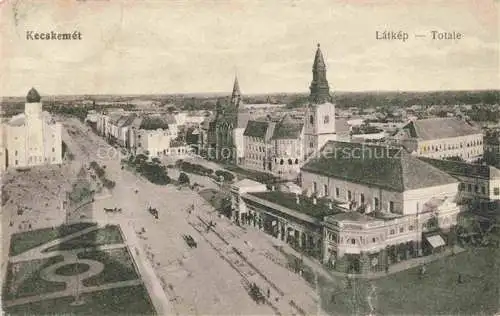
0, 0, 498, 96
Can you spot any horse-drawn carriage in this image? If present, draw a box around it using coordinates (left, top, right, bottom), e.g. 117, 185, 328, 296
148, 206, 159, 219
182, 234, 197, 248
104, 207, 122, 213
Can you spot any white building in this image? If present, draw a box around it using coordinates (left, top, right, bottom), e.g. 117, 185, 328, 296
419, 157, 500, 212
130, 115, 185, 158
230, 141, 462, 272
300, 141, 461, 261
4, 88, 62, 169
392, 117, 484, 162
243, 114, 305, 176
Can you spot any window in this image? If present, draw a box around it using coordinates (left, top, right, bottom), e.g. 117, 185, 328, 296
52, 147, 55, 153
309, 115, 314, 124
309, 142, 314, 148
348, 190, 352, 201
324, 115, 330, 124
360, 193, 365, 204
15, 150, 18, 156
390, 229, 395, 235
295, 159, 299, 164
494, 188, 500, 196
374, 197, 379, 209
459, 183, 465, 191
409, 225, 414, 231
15, 160, 18, 165
280, 159, 284, 165
350, 239, 356, 245
399, 227, 404, 233
313, 182, 317, 194
324, 184, 328, 196
389, 201, 394, 212
467, 184, 472, 192
335, 187, 340, 197
372, 238, 376, 243
288, 159, 293, 165
481, 186, 486, 195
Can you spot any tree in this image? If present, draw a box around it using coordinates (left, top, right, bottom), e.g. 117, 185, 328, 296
445, 156, 464, 162
178, 172, 190, 185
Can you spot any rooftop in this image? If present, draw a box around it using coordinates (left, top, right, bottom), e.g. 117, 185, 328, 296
26, 87, 41, 103
418, 157, 500, 179
271, 114, 304, 140
246, 191, 342, 220
397, 117, 482, 140
326, 211, 377, 223
302, 141, 459, 192
233, 178, 267, 188
243, 120, 274, 138
139, 115, 170, 130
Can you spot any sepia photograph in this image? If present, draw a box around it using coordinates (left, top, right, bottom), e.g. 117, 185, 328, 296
0, 0, 499, 315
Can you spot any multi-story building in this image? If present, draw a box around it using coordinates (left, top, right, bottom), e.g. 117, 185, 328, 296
106, 113, 137, 147
243, 114, 304, 175
4, 88, 62, 169
131, 115, 176, 157
392, 117, 484, 162
418, 157, 500, 212
231, 141, 462, 273
484, 131, 500, 167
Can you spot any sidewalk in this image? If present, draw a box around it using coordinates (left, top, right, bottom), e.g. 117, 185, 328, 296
275, 242, 465, 281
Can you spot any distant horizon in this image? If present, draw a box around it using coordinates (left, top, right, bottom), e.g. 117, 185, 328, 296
2, 88, 499, 100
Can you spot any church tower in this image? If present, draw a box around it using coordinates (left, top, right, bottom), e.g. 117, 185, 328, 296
309, 44, 331, 104
303, 44, 336, 159
25, 87, 45, 165
230, 75, 242, 109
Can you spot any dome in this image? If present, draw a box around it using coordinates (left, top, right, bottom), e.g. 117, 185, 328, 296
26, 87, 41, 103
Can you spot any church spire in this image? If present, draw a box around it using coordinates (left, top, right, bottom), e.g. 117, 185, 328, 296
230, 75, 242, 108
309, 43, 331, 104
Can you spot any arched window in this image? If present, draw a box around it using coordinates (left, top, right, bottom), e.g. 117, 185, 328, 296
288, 159, 293, 165
309, 115, 314, 124
324, 115, 330, 124
295, 158, 299, 164
280, 159, 284, 165
351, 238, 356, 245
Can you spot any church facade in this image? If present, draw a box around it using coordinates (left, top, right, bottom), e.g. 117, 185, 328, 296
4, 88, 62, 170
241, 44, 338, 176
210, 76, 247, 163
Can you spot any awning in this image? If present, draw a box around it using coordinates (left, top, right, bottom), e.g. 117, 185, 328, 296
425, 234, 446, 248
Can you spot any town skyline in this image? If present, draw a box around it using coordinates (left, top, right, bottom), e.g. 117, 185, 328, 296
1, 0, 498, 96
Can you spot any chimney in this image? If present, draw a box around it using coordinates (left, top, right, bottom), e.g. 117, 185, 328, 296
312, 196, 317, 205
295, 193, 300, 204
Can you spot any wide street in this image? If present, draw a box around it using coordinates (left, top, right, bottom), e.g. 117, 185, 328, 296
62, 118, 324, 315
